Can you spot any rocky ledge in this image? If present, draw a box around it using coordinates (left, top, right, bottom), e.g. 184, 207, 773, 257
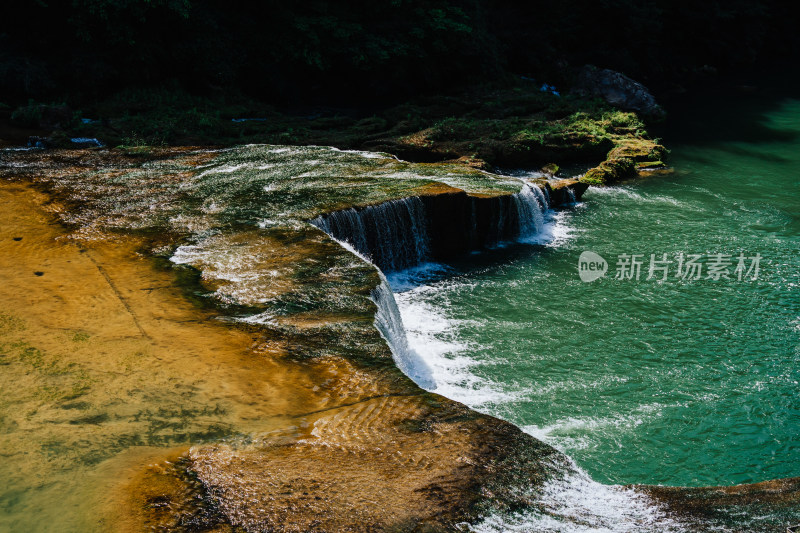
1, 146, 796, 532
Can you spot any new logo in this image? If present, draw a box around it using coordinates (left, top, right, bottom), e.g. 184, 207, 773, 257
578, 251, 607, 282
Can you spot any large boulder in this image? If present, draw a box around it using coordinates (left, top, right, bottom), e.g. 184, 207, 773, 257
572, 65, 664, 118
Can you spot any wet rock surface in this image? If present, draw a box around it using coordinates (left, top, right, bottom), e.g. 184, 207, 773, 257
0, 146, 797, 531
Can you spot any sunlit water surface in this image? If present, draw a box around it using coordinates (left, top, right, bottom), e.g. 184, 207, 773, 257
395, 95, 800, 487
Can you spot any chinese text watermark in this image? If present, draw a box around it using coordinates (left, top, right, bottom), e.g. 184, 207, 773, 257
578, 251, 761, 283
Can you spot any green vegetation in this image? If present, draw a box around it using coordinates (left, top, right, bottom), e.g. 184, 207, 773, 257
5, 81, 666, 185
2, 1, 798, 106
71, 332, 91, 342
0, 313, 26, 333
10, 102, 44, 128
15, 83, 656, 175
3, 1, 776, 181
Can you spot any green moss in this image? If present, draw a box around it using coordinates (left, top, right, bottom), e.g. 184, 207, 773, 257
71, 332, 91, 342
636, 160, 666, 169
541, 163, 559, 175
608, 138, 667, 161
0, 313, 26, 333
415, 101, 650, 168
581, 157, 637, 185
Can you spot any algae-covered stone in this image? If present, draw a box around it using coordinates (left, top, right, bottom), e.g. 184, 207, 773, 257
581, 157, 637, 185
581, 137, 667, 185
608, 138, 667, 162
541, 163, 559, 176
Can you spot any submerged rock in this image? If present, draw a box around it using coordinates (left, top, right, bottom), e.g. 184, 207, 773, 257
572, 65, 665, 118
643, 477, 800, 532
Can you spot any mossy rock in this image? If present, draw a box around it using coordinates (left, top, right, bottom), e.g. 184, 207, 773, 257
540, 163, 559, 175
608, 138, 667, 162
635, 160, 666, 169
581, 157, 636, 185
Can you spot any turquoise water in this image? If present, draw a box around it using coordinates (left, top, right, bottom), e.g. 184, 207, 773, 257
396, 95, 800, 487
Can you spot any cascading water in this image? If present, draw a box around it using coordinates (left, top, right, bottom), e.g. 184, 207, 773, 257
311, 197, 430, 272
312, 183, 552, 391
513, 182, 549, 238
566, 187, 577, 204
471, 461, 682, 533
312, 183, 550, 272
314, 182, 687, 529
371, 274, 436, 390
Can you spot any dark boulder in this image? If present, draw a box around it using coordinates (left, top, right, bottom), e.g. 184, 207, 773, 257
546, 178, 590, 204
571, 65, 664, 118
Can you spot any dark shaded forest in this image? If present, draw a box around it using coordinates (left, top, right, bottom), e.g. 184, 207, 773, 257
3, 1, 799, 106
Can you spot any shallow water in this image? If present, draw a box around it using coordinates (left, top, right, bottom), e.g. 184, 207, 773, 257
396, 95, 800, 487
0, 184, 330, 531
2, 91, 799, 530
0, 146, 545, 532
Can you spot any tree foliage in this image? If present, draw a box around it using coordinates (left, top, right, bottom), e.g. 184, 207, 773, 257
0, 1, 796, 104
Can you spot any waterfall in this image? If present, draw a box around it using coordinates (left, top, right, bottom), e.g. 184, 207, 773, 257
371, 274, 436, 390
313, 185, 552, 271
566, 187, 577, 204
312, 185, 552, 391
311, 197, 430, 272
512, 183, 549, 238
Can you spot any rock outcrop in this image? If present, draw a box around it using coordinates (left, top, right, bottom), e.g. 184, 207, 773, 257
581, 137, 668, 185
546, 177, 590, 204
572, 65, 665, 118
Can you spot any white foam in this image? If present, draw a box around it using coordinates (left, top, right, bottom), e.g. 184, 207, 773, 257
197, 163, 249, 177
585, 186, 689, 208
521, 403, 667, 453
1, 146, 41, 151
330, 146, 390, 159
521, 208, 576, 247
170, 238, 283, 306
471, 461, 683, 532
395, 283, 522, 407
238, 311, 279, 325
371, 274, 436, 390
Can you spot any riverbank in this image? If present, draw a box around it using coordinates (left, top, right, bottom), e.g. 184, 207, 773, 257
0, 148, 573, 531
1, 81, 666, 186
2, 143, 799, 531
